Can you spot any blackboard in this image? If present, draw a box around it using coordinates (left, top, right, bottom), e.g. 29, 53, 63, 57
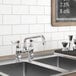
57, 0, 76, 21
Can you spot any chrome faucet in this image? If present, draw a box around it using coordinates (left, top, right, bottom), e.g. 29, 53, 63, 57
11, 35, 45, 62
11, 40, 22, 61
23, 35, 45, 62
15, 40, 22, 61
24, 35, 45, 50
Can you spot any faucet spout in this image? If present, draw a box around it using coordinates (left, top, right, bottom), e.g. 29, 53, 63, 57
24, 35, 45, 42
23, 35, 45, 62
41, 35, 45, 45
23, 35, 45, 50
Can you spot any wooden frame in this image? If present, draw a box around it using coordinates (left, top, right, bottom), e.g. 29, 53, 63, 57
51, 0, 76, 26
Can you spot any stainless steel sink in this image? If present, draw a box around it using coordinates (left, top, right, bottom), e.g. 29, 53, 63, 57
0, 62, 61, 76
0, 62, 24, 76
35, 56, 76, 71
55, 49, 76, 56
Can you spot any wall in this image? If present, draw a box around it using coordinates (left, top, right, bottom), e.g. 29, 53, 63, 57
0, 0, 76, 56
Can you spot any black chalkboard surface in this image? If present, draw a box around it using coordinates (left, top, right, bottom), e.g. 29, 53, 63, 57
51, 0, 76, 26
57, 0, 76, 21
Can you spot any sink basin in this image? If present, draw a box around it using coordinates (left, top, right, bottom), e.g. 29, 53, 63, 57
0, 62, 24, 76
26, 62, 61, 76
0, 62, 61, 76
55, 49, 76, 56
35, 56, 76, 71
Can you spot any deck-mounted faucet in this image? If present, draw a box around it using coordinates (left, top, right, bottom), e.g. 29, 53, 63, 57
11, 40, 22, 61
23, 35, 45, 62
16, 41, 22, 61
12, 35, 45, 62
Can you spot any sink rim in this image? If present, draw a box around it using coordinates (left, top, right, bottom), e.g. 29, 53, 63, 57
52, 70, 76, 76
0, 72, 9, 76
33, 54, 76, 73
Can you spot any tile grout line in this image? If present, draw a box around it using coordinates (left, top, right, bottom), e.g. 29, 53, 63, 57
2, 15, 3, 24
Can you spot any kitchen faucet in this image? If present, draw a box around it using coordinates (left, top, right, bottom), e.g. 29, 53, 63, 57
15, 40, 22, 61
12, 35, 45, 62
11, 40, 22, 61
23, 35, 45, 62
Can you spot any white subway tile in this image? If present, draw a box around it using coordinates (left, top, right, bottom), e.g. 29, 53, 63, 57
30, 6, 44, 15
22, 0, 36, 5
0, 5, 11, 14
37, 0, 50, 6
45, 24, 51, 32
13, 25, 29, 34
13, 6, 29, 14
58, 27, 70, 32
45, 7, 50, 15
37, 42, 45, 51
44, 33, 51, 41
30, 24, 44, 33
69, 31, 76, 36
28, 33, 42, 38
43, 41, 51, 50
3, 35, 21, 45
63, 32, 70, 41
0, 36, 3, 45
0, 15, 2, 24
50, 41, 58, 49
70, 26, 76, 31
4, 0, 21, 4
11, 45, 16, 54
33, 42, 39, 52
21, 15, 36, 24
0, 25, 11, 35
44, 40, 58, 50
0, 46, 12, 56
37, 15, 50, 24
3, 15, 20, 24
0, 0, 2, 3
51, 32, 64, 40
50, 25, 58, 32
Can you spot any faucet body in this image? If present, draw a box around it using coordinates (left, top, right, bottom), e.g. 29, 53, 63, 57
23, 35, 45, 62
11, 40, 22, 61
12, 35, 45, 62
15, 41, 22, 61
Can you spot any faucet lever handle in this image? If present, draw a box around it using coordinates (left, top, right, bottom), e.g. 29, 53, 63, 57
29, 39, 33, 47
30, 39, 33, 42
11, 40, 20, 44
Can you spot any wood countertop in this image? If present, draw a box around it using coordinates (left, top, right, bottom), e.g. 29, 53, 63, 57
62, 71, 76, 76
64, 73, 76, 76
0, 49, 55, 61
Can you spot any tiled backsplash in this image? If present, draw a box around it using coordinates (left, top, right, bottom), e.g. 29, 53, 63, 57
0, 0, 75, 56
